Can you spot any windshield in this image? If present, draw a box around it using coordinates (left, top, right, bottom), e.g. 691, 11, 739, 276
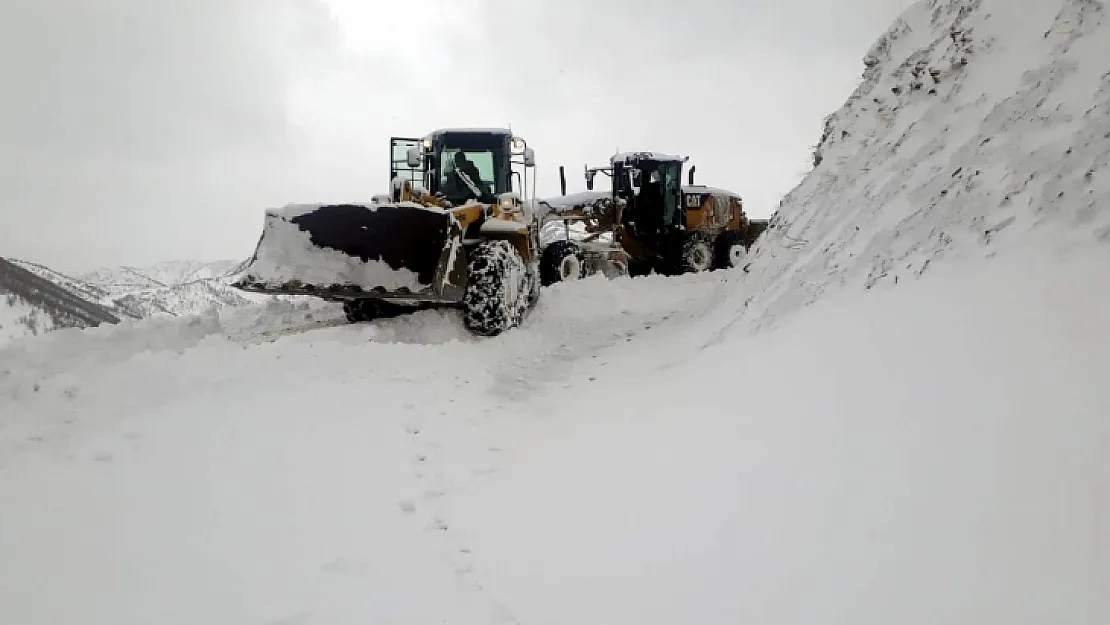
440, 149, 497, 197
435, 133, 509, 203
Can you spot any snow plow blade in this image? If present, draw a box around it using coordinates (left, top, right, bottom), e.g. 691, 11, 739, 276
232, 203, 467, 303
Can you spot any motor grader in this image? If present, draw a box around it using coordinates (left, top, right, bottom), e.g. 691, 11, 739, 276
233, 128, 543, 337
538, 151, 768, 283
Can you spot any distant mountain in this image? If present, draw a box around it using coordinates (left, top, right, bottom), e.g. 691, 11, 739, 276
78, 259, 247, 301
0, 257, 121, 345
0, 254, 279, 346
74, 259, 263, 318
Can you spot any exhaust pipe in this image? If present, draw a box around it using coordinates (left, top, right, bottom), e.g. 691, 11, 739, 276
688, 165, 696, 185
559, 165, 567, 196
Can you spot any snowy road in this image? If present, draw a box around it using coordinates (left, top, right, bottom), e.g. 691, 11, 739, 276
1, 245, 1107, 625
0, 272, 729, 625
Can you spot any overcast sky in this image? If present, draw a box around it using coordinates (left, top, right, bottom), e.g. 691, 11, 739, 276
1, 0, 916, 273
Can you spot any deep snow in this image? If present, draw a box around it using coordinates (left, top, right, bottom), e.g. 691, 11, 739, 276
0, 243, 1105, 625
1, 0, 1109, 623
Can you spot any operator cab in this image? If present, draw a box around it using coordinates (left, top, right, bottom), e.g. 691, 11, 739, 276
609, 151, 686, 238
391, 128, 535, 206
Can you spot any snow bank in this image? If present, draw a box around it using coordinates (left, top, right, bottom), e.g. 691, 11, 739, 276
0, 297, 339, 398
718, 0, 1110, 333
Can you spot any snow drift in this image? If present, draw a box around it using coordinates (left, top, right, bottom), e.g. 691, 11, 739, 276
0, 1, 1108, 624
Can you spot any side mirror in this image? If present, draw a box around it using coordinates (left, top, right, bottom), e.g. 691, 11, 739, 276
585, 168, 595, 191
523, 147, 536, 167
406, 146, 421, 168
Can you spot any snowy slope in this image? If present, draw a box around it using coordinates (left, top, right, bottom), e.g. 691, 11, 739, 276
729, 0, 1110, 331
78, 259, 262, 318
79, 259, 245, 298
7, 258, 115, 308
10, 257, 256, 320
0, 257, 121, 346
1, 1, 1108, 624
0, 292, 55, 344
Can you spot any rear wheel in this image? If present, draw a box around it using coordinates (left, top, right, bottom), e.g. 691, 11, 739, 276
540, 240, 584, 286
464, 240, 530, 336
713, 230, 747, 269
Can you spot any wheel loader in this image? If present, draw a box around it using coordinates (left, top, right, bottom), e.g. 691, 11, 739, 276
538, 151, 768, 283
232, 128, 543, 337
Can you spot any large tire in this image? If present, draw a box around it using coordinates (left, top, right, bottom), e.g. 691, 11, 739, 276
463, 240, 531, 336
540, 240, 584, 286
678, 234, 713, 274
713, 230, 747, 269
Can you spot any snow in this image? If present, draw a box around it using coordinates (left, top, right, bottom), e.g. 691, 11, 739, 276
479, 217, 529, 233
79, 260, 243, 299
1, 244, 1106, 625
64, 258, 259, 320
535, 191, 619, 246
239, 212, 426, 290
609, 151, 687, 164
682, 184, 742, 200
8, 258, 114, 307
732, 0, 1110, 332
0, 293, 53, 344
536, 190, 613, 213
2, 0, 1109, 623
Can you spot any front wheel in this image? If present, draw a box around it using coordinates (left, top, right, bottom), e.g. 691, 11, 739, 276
464, 240, 531, 336
678, 234, 713, 274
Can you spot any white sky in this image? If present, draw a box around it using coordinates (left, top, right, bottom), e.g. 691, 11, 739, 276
0, 0, 916, 273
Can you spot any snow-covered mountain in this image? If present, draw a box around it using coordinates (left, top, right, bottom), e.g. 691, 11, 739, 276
0, 257, 121, 345
75, 259, 262, 318
78, 259, 246, 299
6, 256, 264, 324
1, 2, 1107, 624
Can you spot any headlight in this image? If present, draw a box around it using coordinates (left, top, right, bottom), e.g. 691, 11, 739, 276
499, 195, 516, 209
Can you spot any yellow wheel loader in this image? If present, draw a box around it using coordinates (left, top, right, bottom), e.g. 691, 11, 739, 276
233, 128, 542, 337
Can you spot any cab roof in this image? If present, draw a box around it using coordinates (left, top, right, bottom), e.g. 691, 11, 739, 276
610, 151, 688, 165
428, 127, 513, 137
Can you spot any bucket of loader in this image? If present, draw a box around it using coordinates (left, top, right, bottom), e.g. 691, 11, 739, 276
232, 202, 468, 303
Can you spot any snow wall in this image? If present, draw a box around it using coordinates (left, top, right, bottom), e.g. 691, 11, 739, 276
715, 0, 1108, 333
